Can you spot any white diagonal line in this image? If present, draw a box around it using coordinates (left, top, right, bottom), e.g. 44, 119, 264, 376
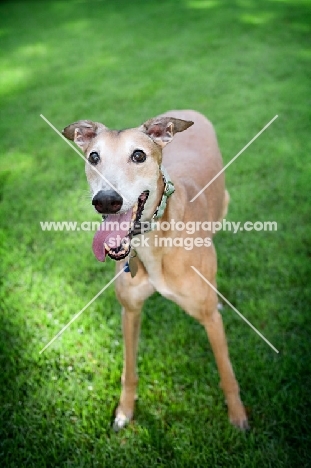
190, 115, 278, 202
191, 266, 279, 353
39, 267, 126, 354
40, 114, 128, 202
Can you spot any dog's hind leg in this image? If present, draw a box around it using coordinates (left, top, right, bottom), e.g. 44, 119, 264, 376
189, 300, 248, 429
113, 262, 154, 431
180, 261, 248, 430
201, 302, 249, 429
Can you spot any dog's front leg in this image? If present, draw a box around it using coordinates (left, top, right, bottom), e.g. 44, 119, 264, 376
113, 306, 142, 431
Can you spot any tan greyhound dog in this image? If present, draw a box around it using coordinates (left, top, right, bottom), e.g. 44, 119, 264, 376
63, 110, 248, 431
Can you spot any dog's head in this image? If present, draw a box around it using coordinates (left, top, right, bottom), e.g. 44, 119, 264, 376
62, 116, 193, 261
62, 116, 193, 215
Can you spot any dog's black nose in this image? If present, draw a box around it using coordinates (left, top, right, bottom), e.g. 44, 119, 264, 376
92, 190, 123, 214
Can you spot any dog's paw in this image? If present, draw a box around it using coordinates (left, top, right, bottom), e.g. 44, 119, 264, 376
229, 406, 249, 430
112, 411, 130, 432
230, 415, 250, 431
227, 397, 249, 431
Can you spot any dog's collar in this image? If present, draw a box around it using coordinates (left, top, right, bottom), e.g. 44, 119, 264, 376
131, 165, 175, 236
152, 165, 175, 221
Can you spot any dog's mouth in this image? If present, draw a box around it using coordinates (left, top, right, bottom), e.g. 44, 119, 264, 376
92, 191, 149, 262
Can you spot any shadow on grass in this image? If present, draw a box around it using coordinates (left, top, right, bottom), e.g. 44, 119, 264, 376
0, 0, 310, 105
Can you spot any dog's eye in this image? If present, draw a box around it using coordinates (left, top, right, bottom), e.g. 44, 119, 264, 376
89, 151, 100, 165
131, 150, 146, 163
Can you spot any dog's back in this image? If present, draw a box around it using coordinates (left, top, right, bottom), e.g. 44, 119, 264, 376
161, 110, 226, 225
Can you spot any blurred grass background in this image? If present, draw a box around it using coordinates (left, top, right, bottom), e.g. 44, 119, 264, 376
0, 0, 310, 466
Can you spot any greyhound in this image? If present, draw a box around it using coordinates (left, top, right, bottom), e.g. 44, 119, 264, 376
63, 110, 248, 431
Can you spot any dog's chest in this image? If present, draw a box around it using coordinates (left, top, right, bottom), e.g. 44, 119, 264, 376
135, 244, 178, 302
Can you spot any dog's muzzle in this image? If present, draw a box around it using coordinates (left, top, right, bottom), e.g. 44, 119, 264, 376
92, 189, 123, 214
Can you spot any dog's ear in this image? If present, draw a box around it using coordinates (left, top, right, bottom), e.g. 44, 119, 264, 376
141, 117, 193, 148
62, 120, 105, 151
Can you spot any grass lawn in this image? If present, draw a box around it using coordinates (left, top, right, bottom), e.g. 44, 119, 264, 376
0, 0, 310, 466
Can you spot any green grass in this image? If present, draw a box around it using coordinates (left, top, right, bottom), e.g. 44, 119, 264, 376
0, 0, 311, 466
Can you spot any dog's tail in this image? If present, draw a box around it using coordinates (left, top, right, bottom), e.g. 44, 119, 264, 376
219, 189, 230, 221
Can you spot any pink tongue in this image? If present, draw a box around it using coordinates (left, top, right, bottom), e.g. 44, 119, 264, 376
92, 209, 133, 261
